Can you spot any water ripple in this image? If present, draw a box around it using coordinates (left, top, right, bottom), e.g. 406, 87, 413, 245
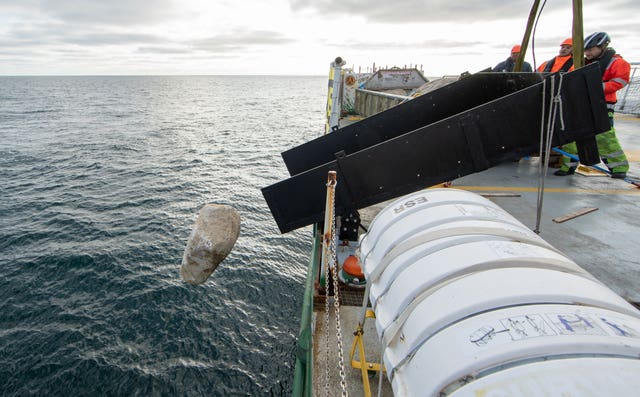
0, 75, 325, 396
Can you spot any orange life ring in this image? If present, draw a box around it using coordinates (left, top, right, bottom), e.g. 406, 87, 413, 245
345, 75, 356, 86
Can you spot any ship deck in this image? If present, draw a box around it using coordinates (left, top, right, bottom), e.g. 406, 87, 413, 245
454, 114, 640, 303
312, 114, 640, 396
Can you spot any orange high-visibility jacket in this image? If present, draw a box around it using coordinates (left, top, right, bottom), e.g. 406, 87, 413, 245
597, 54, 631, 104
537, 55, 574, 73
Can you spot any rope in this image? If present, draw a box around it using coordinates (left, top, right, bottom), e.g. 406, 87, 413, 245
534, 78, 547, 234
535, 73, 564, 233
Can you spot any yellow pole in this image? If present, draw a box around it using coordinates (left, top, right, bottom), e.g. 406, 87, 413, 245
357, 332, 372, 397
572, 0, 584, 69
349, 310, 383, 397
515, 0, 541, 72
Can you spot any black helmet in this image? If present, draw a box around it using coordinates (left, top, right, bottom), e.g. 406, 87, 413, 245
584, 32, 610, 49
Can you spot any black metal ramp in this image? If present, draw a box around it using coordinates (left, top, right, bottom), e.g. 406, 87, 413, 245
282, 72, 545, 176
263, 65, 610, 233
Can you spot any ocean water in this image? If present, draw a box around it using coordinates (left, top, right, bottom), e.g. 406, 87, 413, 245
0, 75, 327, 396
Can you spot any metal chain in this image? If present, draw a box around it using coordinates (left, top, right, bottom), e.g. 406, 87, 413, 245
322, 176, 348, 397
324, 230, 331, 397
322, 176, 336, 397
328, 194, 349, 397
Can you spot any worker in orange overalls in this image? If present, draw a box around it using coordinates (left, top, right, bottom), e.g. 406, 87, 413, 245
538, 38, 574, 73
555, 32, 630, 179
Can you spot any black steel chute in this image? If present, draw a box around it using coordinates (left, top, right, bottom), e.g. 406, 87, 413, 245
263, 65, 609, 234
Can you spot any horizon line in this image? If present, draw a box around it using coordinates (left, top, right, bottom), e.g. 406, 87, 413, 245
0, 73, 327, 78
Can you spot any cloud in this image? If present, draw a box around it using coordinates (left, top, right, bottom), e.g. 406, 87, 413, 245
192, 31, 296, 53
0, 0, 178, 27
1, 22, 168, 50
301, 0, 640, 55
607, 0, 640, 13
136, 46, 193, 55
0, 1, 176, 54
288, 0, 562, 23
65, 32, 166, 46
1, 0, 637, 76
325, 38, 484, 52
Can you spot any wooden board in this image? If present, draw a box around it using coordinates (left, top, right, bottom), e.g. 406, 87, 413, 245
553, 207, 599, 223
575, 164, 608, 177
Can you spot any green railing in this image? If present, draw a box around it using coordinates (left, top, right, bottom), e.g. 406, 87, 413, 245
292, 224, 321, 397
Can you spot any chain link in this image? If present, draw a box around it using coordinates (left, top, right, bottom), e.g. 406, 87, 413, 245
329, 204, 349, 397
323, 176, 348, 397
324, 235, 331, 397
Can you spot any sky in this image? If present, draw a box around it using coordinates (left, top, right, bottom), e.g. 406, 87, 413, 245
1, 0, 639, 76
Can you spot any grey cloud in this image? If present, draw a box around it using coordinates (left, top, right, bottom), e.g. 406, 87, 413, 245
0, 48, 37, 57
193, 31, 295, 53
529, 37, 570, 48
66, 33, 166, 46
2, 22, 65, 45
289, 0, 559, 23
136, 47, 193, 54
602, 23, 640, 41
2, 23, 167, 49
0, 1, 176, 52
604, 0, 640, 13
327, 38, 483, 51
416, 39, 484, 49
289, 0, 640, 25
2, 20, 294, 58
0, 0, 177, 27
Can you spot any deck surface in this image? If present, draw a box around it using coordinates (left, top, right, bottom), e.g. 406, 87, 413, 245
453, 114, 640, 302
312, 308, 393, 397
312, 114, 640, 396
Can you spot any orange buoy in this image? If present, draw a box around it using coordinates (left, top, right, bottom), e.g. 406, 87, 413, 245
343, 255, 364, 278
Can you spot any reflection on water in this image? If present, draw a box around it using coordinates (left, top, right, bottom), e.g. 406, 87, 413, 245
0, 75, 326, 395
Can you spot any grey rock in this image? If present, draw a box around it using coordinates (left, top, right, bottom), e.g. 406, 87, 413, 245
180, 204, 240, 285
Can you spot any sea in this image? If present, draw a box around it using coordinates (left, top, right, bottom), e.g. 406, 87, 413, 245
0, 75, 328, 396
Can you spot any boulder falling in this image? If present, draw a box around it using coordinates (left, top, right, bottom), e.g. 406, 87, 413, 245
180, 204, 240, 285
